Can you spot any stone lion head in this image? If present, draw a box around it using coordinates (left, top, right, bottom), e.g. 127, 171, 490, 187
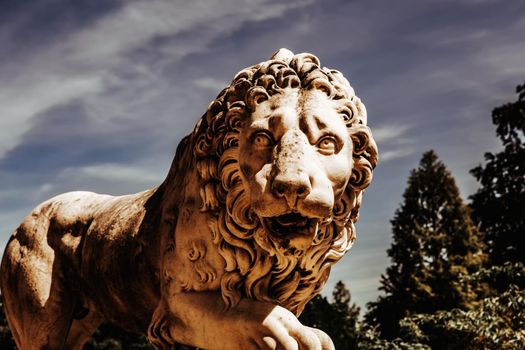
187, 48, 377, 315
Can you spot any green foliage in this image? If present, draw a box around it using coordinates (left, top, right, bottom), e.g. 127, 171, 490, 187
396, 263, 525, 350
356, 327, 429, 350
468, 261, 525, 294
470, 81, 525, 265
84, 322, 152, 350
365, 151, 486, 339
0, 297, 16, 350
398, 288, 525, 350
332, 281, 361, 347
356, 264, 525, 349
300, 281, 361, 349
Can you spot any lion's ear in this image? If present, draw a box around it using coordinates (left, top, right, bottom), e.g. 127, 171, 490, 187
350, 125, 373, 156
348, 124, 377, 191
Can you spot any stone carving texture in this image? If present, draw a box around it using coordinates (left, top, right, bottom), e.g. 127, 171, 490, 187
0, 49, 377, 350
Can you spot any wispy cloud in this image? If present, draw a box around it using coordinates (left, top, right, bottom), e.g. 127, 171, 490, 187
1, 0, 524, 309
194, 77, 228, 92
0, 0, 312, 159
372, 124, 411, 144
60, 163, 164, 184
370, 125, 415, 163
380, 148, 416, 162
0, 76, 104, 157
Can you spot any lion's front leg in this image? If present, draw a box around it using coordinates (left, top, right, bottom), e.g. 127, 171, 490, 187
148, 292, 334, 350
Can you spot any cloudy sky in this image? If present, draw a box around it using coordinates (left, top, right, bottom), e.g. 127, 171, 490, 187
1, 0, 524, 310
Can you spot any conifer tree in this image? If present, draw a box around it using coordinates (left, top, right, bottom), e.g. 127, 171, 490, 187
365, 151, 485, 339
470, 81, 525, 265
84, 322, 152, 349
0, 297, 16, 350
331, 281, 361, 349
300, 281, 361, 349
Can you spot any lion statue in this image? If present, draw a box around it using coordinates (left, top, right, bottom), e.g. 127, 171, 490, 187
1, 49, 377, 349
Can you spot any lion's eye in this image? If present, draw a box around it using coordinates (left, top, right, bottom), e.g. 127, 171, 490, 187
317, 136, 338, 155
252, 132, 273, 148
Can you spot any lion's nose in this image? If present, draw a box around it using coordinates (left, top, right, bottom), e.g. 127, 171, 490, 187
271, 172, 312, 205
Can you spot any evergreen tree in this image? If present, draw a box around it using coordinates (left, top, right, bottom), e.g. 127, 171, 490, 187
470, 81, 525, 265
300, 281, 361, 349
331, 281, 361, 349
365, 151, 485, 339
0, 296, 17, 350
396, 262, 525, 350
84, 322, 152, 349
300, 294, 334, 332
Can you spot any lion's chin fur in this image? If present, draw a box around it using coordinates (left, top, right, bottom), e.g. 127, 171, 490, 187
147, 50, 377, 349
189, 50, 377, 316
209, 163, 357, 315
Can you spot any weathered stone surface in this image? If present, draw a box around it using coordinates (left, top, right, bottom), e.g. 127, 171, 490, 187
0, 49, 377, 349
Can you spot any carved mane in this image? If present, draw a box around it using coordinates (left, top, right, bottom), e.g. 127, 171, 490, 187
180, 50, 378, 314
147, 50, 378, 348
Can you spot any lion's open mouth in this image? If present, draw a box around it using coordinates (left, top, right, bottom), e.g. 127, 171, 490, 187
262, 212, 319, 239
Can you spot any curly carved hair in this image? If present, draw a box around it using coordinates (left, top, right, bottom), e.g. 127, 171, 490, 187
148, 49, 378, 349
192, 49, 377, 314
186, 49, 377, 314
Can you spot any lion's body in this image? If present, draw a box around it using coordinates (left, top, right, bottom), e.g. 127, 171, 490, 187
1, 190, 163, 348
1, 49, 377, 350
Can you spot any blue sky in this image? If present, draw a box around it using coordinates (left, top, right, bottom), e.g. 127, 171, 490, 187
1, 0, 524, 310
